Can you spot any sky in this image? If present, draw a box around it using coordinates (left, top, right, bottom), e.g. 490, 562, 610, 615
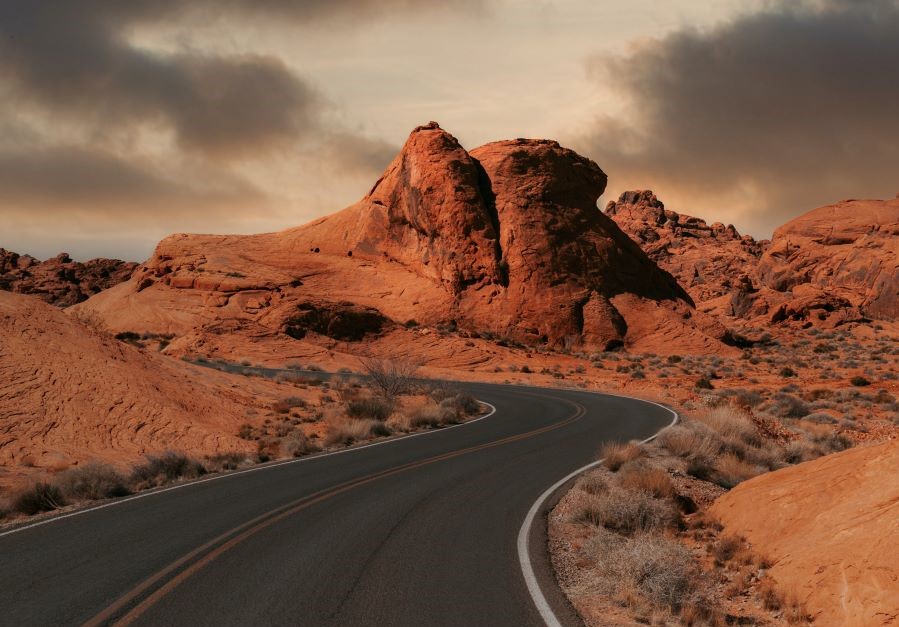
1, 0, 897, 261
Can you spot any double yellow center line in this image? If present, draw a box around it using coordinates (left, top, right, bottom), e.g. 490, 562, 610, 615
84, 392, 586, 626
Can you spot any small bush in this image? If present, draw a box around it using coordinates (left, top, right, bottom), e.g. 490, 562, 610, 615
346, 397, 394, 421
577, 471, 608, 495
272, 396, 307, 413
619, 465, 675, 500
850, 375, 871, 387
695, 377, 714, 390
281, 431, 317, 457
600, 441, 644, 471
712, 453, 761, 488
57, 462, 130, 501
14, 482, 66, 515
130, 452, 206, 489
205, 452, 252, 472
658, 425, 720, 462
780, 367, 797, 378
574, 487, 677, 534
591, 530, 697, 609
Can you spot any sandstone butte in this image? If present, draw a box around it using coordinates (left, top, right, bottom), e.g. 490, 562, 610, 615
0, 290, 259, 489
711, 438, 899, 627
607, 192, 899, 330
0, 249, 136, 307
77, 122, 731, 356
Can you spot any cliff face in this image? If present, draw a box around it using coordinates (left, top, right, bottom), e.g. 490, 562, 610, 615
0, 249, 136, 307
77, 123, 729, 355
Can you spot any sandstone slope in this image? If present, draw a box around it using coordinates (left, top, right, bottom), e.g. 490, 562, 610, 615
0, 291, 261, 489
0, 249, 136, 307
711, 439, 899, 627
79, 123, 729, 356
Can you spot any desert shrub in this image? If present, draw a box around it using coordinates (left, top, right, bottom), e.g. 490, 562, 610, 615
577, 471, 608, 495
694, 405, 760, 446
711, 535, 743, 565
804, 412, 837, 424
619, 465, 675, 500
600, 441, 645, 471
658, 425, 721, 462
14, 482, 66, 515
712, 453, 761, 488
591, 530, 697, 609
695, 377, 713, 390
130, 452, 206, 489
281, 431, 316, 457
397, 404, 457, 430
359, 357, 418, 398
323, 417, 378, 447
204, 452, 252, 472
346, 397, 394, 421
850, 375, 871, 386
768, 393, 810, 419
272, 396, 307, 413
780, 366, 797, 377
57, 462, 130, 501
574, 486, 677, 534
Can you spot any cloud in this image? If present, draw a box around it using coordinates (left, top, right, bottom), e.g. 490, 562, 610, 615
577, 0, 899, 236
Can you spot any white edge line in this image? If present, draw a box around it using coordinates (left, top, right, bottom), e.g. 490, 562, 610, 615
0, 401, 497, 539
516, 395, 679, 627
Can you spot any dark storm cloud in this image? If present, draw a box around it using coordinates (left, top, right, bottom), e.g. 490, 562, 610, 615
0, 2, 323, 159
580, 0, 899, 234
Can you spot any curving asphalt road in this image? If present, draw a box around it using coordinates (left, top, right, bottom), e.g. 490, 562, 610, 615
0, 380, 675, 627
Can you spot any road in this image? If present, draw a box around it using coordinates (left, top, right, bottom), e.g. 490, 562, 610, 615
0, 381, 675, 627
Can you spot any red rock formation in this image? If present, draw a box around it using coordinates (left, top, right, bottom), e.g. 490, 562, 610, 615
0, 249, 137, 307
78, 123, 730, 355
605, 190, 765, 307
757, 198, 899, 321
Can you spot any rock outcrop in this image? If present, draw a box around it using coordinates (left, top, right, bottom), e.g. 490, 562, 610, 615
757, 198, 899, 321
78, 123, 730, 355
0, 249, 136, 307
605, 190, 765, 307
711, 438, 899, 627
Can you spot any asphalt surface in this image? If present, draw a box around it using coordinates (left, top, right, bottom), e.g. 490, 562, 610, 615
0, 380, 674, 627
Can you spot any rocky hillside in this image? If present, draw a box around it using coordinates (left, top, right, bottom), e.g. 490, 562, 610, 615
605, 190, 765, 307
78, 123, 730, 355
609, 192, 899, 330
0, 249, 136, 307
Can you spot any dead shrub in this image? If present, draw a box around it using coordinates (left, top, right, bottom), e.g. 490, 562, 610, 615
594, 532, 698, 609
694, 405, 760, 446
710, 535, 743, 565
57, 462, 131, 501
204, 452, 252, 472
359, 357, 418, 398
14, 482, 66, 515
577, 471, 608, 495
573, 486, 677, 534
600, 441, 644, 471
658, 425, 721, 462
130, 452, 206, 489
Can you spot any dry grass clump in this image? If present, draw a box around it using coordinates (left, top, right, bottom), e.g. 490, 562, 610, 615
618, 465, 675, 500
281, 431, 318, 457
56, 462, 131, 501
657, 425, 721, 462
130, 451, 206, 489
693, 405, 760, 447
573, 486, 677, 534
587, 529, 698, 610
712, 453, 763, 489
346, 397, 394, 421
577, 470, 608, 495
600, 441, 645, 471
204, 452, 253, 472
323, 416, 385, 447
